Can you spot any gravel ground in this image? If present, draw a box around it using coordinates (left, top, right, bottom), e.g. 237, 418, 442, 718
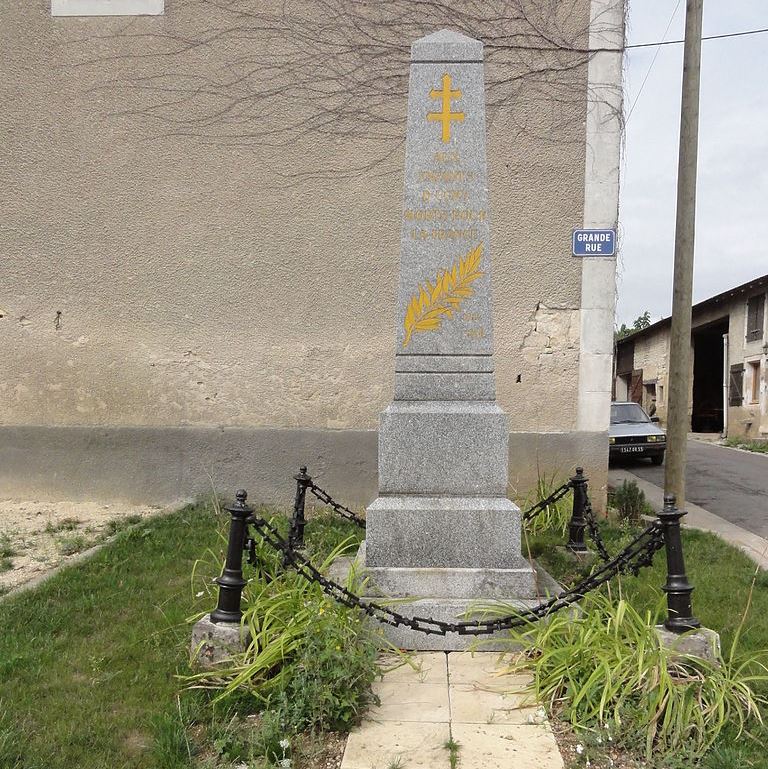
0, 499, 161, 595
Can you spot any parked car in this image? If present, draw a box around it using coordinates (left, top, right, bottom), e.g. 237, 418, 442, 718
609, 401, 666, 465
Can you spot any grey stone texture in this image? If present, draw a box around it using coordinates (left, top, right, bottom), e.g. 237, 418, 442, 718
411, 29, 484, 63
654, 625, 722, 666
397, 32, 493, 379
395, 354, 494, 373
365, 496, 528, 569
190, 614, 251, 669
364, 31, 541, 650
378, 402, 509, 495
394, 372, 496, 401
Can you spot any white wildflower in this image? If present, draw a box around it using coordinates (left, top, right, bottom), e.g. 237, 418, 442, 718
575, 744, 584, 755
279, 759, 292, 769
279, 739, 290, 750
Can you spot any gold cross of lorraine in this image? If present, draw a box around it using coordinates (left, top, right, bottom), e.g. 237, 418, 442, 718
427, 73, 464, 143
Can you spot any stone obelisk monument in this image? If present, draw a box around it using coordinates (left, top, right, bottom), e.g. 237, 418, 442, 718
360, 30, 538, 650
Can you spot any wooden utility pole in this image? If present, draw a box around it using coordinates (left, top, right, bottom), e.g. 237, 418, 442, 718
665, 0, 704, 505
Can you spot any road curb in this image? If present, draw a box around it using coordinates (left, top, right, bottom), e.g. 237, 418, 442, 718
688, 437, 768, 459
608, 469, 768, 571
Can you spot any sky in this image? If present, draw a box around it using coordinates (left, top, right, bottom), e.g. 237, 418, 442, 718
618, 0, 768, 326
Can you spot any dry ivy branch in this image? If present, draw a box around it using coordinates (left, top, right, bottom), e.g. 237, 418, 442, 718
58, 0, 623, 178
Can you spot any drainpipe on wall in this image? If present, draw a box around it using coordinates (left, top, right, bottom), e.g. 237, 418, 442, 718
722, 332, 729, 438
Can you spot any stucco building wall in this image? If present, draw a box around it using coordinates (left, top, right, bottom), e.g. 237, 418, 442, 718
614, 284, 767, 441
2, 1, 622, 508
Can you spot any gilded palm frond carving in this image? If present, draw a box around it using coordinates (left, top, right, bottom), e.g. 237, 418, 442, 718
402, 243, 484, 347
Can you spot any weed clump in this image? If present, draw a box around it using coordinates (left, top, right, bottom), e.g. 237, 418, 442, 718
610, 479, 651, 524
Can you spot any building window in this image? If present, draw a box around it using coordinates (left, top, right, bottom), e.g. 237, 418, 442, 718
746, 294, 765, 342
51, 0, 163, 16
729, 364, 744, 407
748, 360, 761, 404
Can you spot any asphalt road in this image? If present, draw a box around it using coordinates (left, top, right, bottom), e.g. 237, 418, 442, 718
615, 440, 768, 538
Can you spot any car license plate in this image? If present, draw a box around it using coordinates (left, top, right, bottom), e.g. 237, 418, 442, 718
619, 446, 645, 453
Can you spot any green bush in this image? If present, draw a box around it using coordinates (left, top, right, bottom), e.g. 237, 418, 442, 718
491, 590, 768, 764
611, 479, 650, 524
186, 514, 379, 744
724, 437, 768, 454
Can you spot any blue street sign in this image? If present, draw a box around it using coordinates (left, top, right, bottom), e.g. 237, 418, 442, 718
572, 229, 616, 256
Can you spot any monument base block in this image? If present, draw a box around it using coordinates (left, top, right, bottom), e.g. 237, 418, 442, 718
329, 547, 559, 651
190, 614, 251, 669
366, 495, 528, 569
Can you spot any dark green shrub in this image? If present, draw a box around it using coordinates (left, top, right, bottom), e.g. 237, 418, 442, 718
611, 479, 649, 523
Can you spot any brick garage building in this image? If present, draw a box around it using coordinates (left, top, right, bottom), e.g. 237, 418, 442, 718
614, 275, 768, 439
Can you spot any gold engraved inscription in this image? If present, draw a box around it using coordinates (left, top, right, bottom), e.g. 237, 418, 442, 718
402, 243, 484, 347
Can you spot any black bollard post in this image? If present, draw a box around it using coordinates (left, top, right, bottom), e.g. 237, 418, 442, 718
210, 489, 253, 624
566, 467, 589, 553
290, 466, 312, 550
658, 493, 700, 633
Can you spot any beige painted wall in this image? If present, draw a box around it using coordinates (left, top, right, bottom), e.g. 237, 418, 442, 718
1, 1, 617, 505
2, 2, 592, 433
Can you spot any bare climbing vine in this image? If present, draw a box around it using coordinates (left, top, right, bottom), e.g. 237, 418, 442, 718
58, 0, 623, 178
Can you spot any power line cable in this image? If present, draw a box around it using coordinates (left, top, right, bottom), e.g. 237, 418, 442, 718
626, 26, 768, 50
487, 25, 768, 54
626, 0, 683, 121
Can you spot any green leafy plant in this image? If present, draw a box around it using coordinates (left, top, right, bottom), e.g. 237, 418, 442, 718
521, 471, 573, 537
610, 479, 650, 524
44, 517, 82, 534
0, 535, 16, 560
724, 437, 768, 454
444, 737, 461, 769
102, 514, 145, 538
57, 534, 90, 556
491, 590, 768, 764
186, 517, 380, 737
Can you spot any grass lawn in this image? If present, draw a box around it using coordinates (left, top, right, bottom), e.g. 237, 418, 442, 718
529, 521, 768, 768
4, 495, 768, 769
0, 502, 222, 769
724, 437, 768, 454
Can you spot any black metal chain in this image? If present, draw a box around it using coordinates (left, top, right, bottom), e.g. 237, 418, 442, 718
309, 479, 573, 529
583, 495, 612, 563
246, 514, 665, 637
521, 481, 573, 523
307, 482, 367, 528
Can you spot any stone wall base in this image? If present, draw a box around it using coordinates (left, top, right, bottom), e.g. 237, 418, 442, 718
0, 426, 608, 512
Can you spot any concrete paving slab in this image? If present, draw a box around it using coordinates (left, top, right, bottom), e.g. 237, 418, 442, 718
381, 652, 448, 685
447, 651, 532, 698
449, 682, 536, 724
450, 722, 564, 769
341, 720, 451, 769
342, 651, 563, 768
370, 681, 450, 723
